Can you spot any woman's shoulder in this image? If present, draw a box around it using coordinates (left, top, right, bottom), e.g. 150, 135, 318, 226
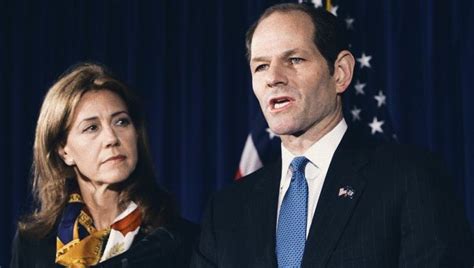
10, 229, 57, 268
99, 217, 199, 267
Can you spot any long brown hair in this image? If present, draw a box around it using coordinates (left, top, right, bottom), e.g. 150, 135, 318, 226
19, 62, 174, 238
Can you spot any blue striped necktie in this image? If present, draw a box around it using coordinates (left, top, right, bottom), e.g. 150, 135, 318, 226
276, 156, 309, 267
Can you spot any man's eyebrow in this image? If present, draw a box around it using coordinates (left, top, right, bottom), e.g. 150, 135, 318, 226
281, 48, 303, 58
251, 49, 304, 63
250, 56, 269, 63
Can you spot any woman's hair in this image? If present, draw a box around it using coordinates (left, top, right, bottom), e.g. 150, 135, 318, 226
19, 62, 174, 238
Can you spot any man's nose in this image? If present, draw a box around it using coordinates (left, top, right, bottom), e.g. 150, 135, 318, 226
103, 126, 120, 147
266, 63, 288, 88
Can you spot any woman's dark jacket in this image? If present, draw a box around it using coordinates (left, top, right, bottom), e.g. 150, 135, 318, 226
10, 218, 198, 268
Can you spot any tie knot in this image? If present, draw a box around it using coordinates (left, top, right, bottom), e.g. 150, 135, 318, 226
290, 156, 309, 174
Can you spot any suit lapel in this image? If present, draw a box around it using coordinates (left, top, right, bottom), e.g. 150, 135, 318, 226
247, 160, 281, 267
302, 130, 371, 267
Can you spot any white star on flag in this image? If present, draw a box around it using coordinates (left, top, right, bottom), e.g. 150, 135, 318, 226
354, 80, 366, 95
312, 0, 323, 8
351, 107, 361, 121
357, 53, 372, 69
374, 90, 386, 107
266, 128, 278, 139
369, 117, 384, 134
330, 5, 339, 16
345, 16, 354, 29
299, 0, 323, 8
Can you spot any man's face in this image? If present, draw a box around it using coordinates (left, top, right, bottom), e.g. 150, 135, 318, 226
250, 11, 340, 138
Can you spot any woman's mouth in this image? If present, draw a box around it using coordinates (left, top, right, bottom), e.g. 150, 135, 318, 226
103, 155, 126, 164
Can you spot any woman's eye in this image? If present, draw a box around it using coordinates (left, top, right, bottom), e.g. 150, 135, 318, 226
83, 124, 98, 133
115, 118, 131, 127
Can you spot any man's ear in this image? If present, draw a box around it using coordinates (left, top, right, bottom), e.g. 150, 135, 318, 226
57, 146, 75, 166
333, 50, 355, 94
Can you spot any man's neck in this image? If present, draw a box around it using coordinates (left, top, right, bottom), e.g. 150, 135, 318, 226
281, 111, 343, 155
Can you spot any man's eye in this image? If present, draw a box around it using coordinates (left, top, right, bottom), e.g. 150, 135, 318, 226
255, 64, 269, 73
290, 57, 304, 64
83, 124, 98, 133
115, 118, 131, 127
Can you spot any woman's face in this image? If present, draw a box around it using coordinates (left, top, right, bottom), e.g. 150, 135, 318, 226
59, 90, 138, 186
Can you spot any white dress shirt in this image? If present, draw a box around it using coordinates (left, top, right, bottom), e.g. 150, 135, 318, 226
277, 119, 348, 237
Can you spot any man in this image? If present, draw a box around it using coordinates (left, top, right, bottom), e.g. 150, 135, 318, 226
192, 3, 473, 267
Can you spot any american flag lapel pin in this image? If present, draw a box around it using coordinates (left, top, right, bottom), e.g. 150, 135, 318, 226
338, 186, 355, 199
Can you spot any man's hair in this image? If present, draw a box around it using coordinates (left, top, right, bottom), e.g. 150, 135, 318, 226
245, 3, 349, 75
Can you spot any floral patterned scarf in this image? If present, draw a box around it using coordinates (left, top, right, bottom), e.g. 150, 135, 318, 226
55, 193, 142, 267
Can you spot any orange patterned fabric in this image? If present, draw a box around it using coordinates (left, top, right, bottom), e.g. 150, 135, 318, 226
55, 194, 142, 266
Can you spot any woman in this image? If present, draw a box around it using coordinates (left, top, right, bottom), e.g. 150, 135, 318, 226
11, 63, 195, 267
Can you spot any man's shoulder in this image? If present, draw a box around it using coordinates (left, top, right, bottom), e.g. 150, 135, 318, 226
343, 129, 440, 168
371, 141, 440, 168
215, 161, 280, 201
348, 138, 451, 191
203, 161, 281, 222
371, 140, 430, 156
340, 130, 445, 181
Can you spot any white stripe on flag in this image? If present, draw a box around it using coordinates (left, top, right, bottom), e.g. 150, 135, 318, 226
238, 134, 263, 177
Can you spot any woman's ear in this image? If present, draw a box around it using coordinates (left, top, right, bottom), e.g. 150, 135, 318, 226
333, 50, 355, 94
57, 146, 75, 166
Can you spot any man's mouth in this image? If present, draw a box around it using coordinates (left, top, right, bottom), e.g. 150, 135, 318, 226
269, 96, 294, 112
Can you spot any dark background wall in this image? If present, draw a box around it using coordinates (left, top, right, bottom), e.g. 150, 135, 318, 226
1, 0, 473, 265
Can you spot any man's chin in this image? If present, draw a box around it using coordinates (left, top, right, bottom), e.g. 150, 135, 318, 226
268, 125, 298, 137
268, 121, 311, 138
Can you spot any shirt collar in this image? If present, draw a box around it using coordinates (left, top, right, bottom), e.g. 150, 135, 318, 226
281, 118, 348, 177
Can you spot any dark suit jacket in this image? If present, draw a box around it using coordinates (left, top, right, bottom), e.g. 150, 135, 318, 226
10, 218, 198, 268
192, 130, 474, 267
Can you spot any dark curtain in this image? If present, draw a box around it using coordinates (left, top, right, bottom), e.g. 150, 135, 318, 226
1, 0, 472, 265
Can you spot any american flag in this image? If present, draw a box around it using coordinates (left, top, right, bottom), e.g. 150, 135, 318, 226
236, 0, 396, 179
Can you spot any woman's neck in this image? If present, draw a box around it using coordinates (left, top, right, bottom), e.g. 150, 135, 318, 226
78, 180, 122, 230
